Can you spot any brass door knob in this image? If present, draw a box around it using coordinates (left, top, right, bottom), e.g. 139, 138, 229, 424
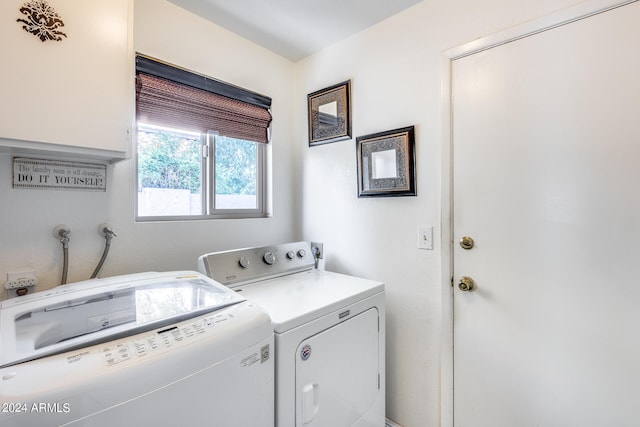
458, 276, 475, 292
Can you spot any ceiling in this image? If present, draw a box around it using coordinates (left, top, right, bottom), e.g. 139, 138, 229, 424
168, 0, 424, 62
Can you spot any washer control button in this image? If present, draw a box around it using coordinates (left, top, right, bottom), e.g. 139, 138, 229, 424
286, 251, 296, 260
239, 257, 250, 269
297, 249, 306, 258
263, 252, 276, 265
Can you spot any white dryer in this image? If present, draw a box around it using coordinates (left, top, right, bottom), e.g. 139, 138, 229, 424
0, 271, 274, 427
198, 242, 385, 427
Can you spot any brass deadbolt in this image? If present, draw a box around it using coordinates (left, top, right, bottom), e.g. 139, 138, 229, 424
459, 236, 475, 250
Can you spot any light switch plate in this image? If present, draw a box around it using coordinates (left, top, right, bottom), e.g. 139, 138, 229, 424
418, 226, 433, 250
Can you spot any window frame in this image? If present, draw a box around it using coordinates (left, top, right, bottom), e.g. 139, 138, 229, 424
134, 54, 271, 222
204, 132, 267, 219
135, 125, 269, 222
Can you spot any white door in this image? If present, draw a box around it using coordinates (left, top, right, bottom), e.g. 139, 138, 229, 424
295, 308, 380, 427
452, 3, 640, 426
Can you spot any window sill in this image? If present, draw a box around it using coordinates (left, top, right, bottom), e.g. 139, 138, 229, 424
135, 213, 270, 222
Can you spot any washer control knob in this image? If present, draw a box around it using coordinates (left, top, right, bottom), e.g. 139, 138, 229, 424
286, 251, 296, 260
263, 252, 276, 265
297, 249, 306, 258
239, 257, 250, 269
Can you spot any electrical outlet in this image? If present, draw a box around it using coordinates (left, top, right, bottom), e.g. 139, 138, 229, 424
5, 269, 37, 289
310, 242, 324, 259
418, 226, 433, 250
5, 278, 37, 289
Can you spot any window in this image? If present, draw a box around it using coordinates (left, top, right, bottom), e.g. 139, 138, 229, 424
135, 55, 271, 220
211, 134, 262, 210
136, 124, 265, 218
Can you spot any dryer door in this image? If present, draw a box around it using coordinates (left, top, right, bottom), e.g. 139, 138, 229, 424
295, 308, 380, 427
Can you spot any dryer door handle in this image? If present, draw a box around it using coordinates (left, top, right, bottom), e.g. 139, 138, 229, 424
302, 383, 320, 424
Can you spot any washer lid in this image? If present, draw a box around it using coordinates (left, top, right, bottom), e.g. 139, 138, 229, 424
0, 271, 244, 367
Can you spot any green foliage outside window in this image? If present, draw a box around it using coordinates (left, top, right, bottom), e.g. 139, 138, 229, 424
137, 125, 257, 196
138, 126, 201, 193
215, 135, 257, 196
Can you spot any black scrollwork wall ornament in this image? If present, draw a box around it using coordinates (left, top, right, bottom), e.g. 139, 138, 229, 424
17, 0, 67, 42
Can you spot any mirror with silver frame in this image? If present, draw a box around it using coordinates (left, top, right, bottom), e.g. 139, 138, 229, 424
356, 126, 416, 198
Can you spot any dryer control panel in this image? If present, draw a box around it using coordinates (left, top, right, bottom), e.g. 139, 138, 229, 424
198, 241, 316, 287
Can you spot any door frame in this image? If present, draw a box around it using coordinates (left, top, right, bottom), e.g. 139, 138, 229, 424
439, 1, 637, 425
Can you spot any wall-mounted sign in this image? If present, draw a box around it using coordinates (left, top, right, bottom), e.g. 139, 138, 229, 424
13, 158, 106, 191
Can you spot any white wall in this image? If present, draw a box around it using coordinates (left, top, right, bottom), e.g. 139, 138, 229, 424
0, 0, 597, 425
295, 0, 586, 425
0, 0, 298, 296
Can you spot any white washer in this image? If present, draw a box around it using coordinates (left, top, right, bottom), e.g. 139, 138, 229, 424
0, 271, 274, 427
198, 242, 385, 427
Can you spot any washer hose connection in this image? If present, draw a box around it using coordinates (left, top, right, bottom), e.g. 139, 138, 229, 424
91, 224, 118, 279
53, 225, 72, 285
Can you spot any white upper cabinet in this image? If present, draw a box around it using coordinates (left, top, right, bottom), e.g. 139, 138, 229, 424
0, 0, 132, 162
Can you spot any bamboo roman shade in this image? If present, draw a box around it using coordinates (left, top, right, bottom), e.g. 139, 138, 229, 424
135, 56, 272, 143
